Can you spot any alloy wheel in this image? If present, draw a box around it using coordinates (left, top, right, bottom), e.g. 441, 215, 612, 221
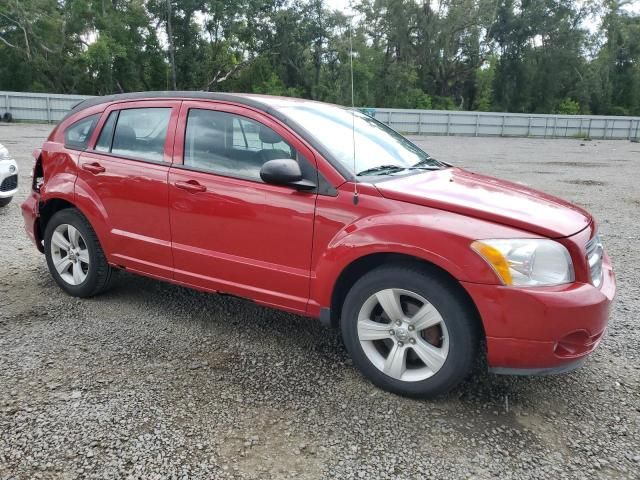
50, 223, 90, 286
357, 288, 450, 382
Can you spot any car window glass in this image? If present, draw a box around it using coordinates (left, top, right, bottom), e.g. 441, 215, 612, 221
64, 114, 100, 150
185, 109, 296, 181
280, 104, 443, 175
232, 117, 293, 153
95, 111, 118, 152
110, 108, 171, 162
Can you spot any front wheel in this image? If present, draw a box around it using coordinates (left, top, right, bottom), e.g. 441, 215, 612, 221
341, 265, 480, 398
0, 197, 12, 207
44, 208, 112, 297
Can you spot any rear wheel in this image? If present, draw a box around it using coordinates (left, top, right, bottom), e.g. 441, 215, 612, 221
0, 197, 11, 207
341, 265, 479, 398
44, 208, 112, 297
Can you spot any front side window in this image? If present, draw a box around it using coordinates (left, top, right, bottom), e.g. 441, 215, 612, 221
65, 114, 100, 150
184, 109, 295, 181
96, 108, 171, 162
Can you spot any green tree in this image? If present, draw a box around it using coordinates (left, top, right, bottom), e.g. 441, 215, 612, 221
0, 0, 639, 115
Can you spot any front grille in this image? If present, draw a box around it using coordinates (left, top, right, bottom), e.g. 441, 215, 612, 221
586, 234, 604, 288
0, 174, 17, 192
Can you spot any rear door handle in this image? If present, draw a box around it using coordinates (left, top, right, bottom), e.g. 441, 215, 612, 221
82, 162, 106, 174
175, 180, 207, 193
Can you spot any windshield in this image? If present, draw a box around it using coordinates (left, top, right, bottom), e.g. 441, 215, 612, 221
278, 104, 444, 176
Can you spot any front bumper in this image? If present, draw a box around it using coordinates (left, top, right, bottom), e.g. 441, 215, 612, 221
0, 159, 18, 198
462, 255, 615, 373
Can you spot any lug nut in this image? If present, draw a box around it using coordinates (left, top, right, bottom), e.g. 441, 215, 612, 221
389, 329, 395, 336
396, 320, 402, 326
397, 341, 404, 347
409, 338, 416, 345
408, 325, 415, 331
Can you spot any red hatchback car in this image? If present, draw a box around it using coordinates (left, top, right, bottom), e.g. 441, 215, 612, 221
22, 92, 615, 397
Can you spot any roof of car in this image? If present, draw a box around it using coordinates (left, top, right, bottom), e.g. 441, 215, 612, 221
64, 91, 335, 120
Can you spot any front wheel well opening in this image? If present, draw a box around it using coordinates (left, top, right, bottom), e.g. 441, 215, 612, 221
329, 253, 485, 340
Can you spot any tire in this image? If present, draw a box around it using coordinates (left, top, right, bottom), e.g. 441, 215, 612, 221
2, 112, 12, 123
0, 197, 11, 207
44, 208, 112, 297
341, 264, 480, 398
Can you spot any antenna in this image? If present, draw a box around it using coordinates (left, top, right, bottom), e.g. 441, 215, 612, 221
349, 5, 359, 205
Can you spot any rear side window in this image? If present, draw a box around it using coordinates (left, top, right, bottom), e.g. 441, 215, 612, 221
95, 111, 117, 152
64, 114, 100, 150
95, 108, 171, 162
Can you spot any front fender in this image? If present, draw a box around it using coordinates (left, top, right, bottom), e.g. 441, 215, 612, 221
309, 210, 537, 312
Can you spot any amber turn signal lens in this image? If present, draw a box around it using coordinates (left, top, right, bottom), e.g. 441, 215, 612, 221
471, 240, 513, 285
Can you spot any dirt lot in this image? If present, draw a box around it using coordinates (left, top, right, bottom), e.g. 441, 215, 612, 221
1, 123, 639, 479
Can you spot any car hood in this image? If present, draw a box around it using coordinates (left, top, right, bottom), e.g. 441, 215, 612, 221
374, 168, 591, 238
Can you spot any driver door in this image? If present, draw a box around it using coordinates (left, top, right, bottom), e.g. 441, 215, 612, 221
168, 101, 318, 313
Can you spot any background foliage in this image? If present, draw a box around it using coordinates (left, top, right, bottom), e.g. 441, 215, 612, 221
1, 0, 639, 115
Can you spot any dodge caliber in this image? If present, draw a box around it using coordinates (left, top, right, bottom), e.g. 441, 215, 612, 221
21, 92, 615, 397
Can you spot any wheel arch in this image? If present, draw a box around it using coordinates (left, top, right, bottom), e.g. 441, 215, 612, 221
327, 252, 485, 341
38, 196, 110, 259
34, 197, 74, 252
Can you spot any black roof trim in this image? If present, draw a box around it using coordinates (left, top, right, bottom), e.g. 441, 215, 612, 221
63, 91, 355, 182
62, 91, 266, 122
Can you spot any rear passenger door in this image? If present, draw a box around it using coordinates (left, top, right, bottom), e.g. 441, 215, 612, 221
77, 101, 180, 278
168, 101, 318, 313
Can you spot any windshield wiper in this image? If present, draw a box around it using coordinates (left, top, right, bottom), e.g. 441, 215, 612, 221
356, 165, 406, 176
412, 157, 444, 169
356, 158, 446, 176
405, 165, 441, 171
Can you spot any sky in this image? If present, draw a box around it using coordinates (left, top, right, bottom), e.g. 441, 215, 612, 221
326, 0, 352, 11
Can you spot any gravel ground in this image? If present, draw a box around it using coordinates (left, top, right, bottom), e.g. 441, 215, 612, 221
1, 123, 639, 480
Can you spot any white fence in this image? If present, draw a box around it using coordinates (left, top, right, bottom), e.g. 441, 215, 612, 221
0, 91, 93, 123
371, 108, 640, 140
2, 91, 639, 139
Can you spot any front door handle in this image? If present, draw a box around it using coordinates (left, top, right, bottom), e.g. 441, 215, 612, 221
82, 162, 106, 174
175, 180, 207, 193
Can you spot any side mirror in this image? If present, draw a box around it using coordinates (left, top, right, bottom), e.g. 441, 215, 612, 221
260, 159, 316, 191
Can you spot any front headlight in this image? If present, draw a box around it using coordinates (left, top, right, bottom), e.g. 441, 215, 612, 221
471, 239, 574, 287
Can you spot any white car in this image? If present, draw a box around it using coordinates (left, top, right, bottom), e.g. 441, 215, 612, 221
0, 143, 18, 207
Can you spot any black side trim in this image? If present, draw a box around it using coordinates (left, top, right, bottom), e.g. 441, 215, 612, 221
317, 172, 338, 196
489, 358, 586, 376
319, 307, 334, 328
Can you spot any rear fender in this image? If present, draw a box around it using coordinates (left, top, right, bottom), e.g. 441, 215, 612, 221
38, 148, 112, 259
72, 175, 112, 258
